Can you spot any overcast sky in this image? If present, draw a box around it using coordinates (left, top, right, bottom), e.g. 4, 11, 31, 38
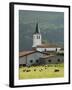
19, 10, 64, 28
19, 10, 64, 51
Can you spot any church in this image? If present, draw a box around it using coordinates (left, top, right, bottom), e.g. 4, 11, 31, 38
19, 22, 64, 66
32, 22, 61, 52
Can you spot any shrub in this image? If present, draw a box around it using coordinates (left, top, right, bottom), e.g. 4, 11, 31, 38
57, 52, 64, 56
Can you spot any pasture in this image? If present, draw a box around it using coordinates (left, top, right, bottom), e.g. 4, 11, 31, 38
19, 63, 64, 79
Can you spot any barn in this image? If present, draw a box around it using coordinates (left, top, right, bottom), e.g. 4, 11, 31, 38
33, 44, 61, 52
19, 50, 64, 67
19, 22, 64, 67
39, 55, 64, 65
19, 50, 49, 66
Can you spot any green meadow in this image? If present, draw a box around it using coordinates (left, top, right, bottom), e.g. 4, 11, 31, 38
19, 63, 64, 79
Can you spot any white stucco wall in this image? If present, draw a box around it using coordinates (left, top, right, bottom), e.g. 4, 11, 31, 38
40, 55, 64, 64
19, 52, 44, 66
19, 52, 64, 66
49, 55, 64, 63
26, 52, 43, 66
19, 56, 26, 65
36, 48, 61, 52
32, 34, 41, 47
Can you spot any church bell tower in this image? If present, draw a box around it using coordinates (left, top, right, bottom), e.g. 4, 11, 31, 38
32, 22, 42, 47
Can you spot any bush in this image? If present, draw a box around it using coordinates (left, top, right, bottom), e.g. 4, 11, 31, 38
57, 53, 64, 56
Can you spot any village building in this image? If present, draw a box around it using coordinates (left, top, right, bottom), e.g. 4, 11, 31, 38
19, 51, 49, 66
19, 22, 64, 66
19, 50, 64, 66
32, 22, 61, 52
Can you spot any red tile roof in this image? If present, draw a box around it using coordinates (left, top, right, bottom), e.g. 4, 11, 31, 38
19, 50, 49, 57
40, 55, 55, 59
19, 51, 35, 57
36, 44, 61, 48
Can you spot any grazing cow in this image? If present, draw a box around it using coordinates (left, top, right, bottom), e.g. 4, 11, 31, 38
23, 69, 26, 72
34, 69, 36, 71
26, 70, 31, 72
54, 69, 59, 72
45, 67, 47, 69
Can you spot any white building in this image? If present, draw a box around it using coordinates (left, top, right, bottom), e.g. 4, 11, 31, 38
19, 51, 64, 66
19, 22, 64, 66
32, 22, 61, 52
36, 44, 61, 52
32, 22, 42, 47
19, 51, 48, 66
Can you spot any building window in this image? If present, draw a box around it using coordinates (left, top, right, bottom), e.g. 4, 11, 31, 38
37, 35, 40, 39
36, 60, 39, 63
30, 60, 33, 63
44, 49, 46, 52
48, 59, 51, 63
57, 59, 60, 62
56, 48, 57, 52
37, 35, 38, 39
38, 36, 40, 39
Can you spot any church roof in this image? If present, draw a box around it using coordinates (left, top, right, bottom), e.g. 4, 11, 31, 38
19, 50, 49, 57
19, 51, 35, 57
36, 44, 62, 48
34, 22, 40, 34
40, 55, 55, 59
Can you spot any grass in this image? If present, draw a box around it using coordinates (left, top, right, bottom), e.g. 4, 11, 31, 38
19, 63, 64, 80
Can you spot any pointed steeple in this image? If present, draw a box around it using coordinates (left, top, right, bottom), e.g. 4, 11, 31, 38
32, 21, 42, 47
34, 22, 40, 34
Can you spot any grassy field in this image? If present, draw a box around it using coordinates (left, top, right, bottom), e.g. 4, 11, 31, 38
19, 64, 64, 79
